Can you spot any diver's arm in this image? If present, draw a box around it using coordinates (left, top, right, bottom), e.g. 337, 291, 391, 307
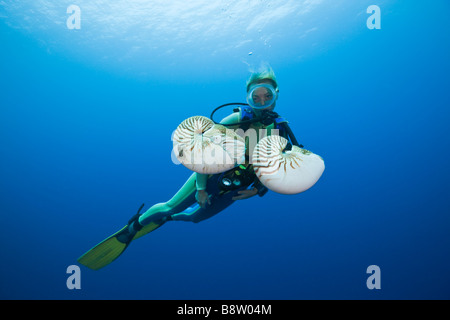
195, 173, 210, 208
232, 178, 267, 200
196, 173, 208, 190
232, 188, 258, 200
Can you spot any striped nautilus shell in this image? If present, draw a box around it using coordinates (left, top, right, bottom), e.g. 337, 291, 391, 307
173, 116, 246, 174
252, 135, 325, 194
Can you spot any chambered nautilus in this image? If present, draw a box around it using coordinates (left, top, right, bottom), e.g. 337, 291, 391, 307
173, 116, 246, 174
252, 135, 325, 195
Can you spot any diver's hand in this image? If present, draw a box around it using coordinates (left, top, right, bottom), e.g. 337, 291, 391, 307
196, 190, 211, 209
232, 188, 258, 200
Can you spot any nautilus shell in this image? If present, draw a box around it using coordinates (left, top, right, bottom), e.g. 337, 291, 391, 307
173, 116, 246, 174
252, 135, 325, 194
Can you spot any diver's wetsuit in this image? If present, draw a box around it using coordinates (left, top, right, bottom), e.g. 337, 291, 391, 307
139, 170, 256, 225
138, 109, 292, 226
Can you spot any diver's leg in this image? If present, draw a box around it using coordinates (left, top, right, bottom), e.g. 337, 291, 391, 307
115, 172, 197, 243
171, 192, 236, 223
138, 172, 197, 226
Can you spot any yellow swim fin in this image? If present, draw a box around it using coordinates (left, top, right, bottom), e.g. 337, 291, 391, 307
133, 221, 163, 240
77, 221, 163, 270
78, 203, 165, 270
77, 225, 130, 270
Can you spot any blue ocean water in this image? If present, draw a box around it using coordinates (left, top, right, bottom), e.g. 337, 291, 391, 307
1, 0, 449, 300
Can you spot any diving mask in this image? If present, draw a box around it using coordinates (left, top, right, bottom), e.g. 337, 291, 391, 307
246, 83, 278, 110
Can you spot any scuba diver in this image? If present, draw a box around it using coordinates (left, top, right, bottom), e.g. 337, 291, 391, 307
78, 67, 323, 270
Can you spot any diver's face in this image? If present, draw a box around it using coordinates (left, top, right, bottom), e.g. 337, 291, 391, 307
248, 82, 277, 112
252, 87, 274, 108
